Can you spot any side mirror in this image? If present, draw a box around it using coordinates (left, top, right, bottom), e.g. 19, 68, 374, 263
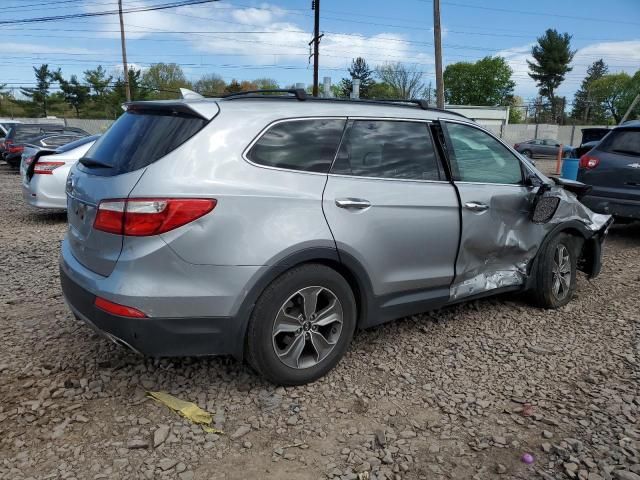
525, 172, 544, 188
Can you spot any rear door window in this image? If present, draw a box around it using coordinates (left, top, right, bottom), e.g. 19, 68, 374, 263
598, 129, 640, 157
246, 118, 345, 173
331, 119, 443, 181
80, 109, 207, 176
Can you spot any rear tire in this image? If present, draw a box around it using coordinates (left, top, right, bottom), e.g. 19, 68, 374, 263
522, 149, 533, 159
246, 264, 356, 385
530, 233, 578, 309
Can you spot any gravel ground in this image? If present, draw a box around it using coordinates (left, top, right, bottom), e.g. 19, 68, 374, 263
1, 163, 638, 480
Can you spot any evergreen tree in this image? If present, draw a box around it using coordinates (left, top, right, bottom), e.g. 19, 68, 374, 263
20, 64, 54, 117
527, 29, 575, 123
338, 57, 375, 98
54, 72, 90, 118
571, 59, 608, 123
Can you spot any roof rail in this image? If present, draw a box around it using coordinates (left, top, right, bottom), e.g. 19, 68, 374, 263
218, 89, 467, 118
222, 88, 307, 101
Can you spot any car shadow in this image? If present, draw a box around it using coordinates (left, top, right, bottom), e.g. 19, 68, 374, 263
607, 221, 640, 245
25, 209, 67, 224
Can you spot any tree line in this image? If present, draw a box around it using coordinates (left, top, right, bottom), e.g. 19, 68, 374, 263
0, 27, 638, 124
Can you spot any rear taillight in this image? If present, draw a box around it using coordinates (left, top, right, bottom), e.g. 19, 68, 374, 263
33, 161, 65, 175
94, 198, 216, 236
514, 143, 520, 149
579, 154, 600, 169
8, 144, 23, 154
94, 296, 147, 318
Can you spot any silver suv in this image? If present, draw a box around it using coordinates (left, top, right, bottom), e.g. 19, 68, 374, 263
60, 90, 611, 385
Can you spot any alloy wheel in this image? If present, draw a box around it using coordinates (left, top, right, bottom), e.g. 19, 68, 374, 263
272, 286, 344, 369
551, 244, 571, 301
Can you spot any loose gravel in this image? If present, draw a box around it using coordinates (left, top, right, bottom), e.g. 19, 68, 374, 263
0, 163, 638, 480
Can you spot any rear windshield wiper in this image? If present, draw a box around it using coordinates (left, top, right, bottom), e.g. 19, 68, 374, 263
79, 157, 113, 168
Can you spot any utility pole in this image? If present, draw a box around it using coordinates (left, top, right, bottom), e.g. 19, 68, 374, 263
118, 0, 131, 102
620, 93, 639, 124
311, 0, 321, 97
433, 0, 444, 108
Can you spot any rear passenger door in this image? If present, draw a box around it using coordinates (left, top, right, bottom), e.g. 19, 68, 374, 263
323, 119, 460, 319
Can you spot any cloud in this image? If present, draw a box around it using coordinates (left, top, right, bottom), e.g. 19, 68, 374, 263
496, 40, 640, 99
2, 42, 96, 55
85, 1, 431, 76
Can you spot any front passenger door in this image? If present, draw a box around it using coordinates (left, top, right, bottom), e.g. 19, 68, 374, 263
441, 121, 544, 300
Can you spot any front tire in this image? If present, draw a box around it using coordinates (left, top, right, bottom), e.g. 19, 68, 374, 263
246, 264, 356, 385
531, 233, 578, 308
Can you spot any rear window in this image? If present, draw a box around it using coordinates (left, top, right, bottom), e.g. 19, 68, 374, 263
246, 119, 345, 173
598, 129, 640, 157
80, 110, 207, 175
42, 135, 84, 147
56, 134, 99, 153
12, 126, 48, 142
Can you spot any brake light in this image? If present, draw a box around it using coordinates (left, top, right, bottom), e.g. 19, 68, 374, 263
8, 144, 23, 154
33, 161, 65, 174
579, 154, 600, 169
94, 198, 216, 236
514, 143, 520, 149
94, 296, 147, 318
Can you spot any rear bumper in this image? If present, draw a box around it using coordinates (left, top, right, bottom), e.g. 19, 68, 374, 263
60, 265, 244, 357
5, 153, 21, 167
22, 182, 67, 210
21, 165, 70, 210
580, 194, 640, 220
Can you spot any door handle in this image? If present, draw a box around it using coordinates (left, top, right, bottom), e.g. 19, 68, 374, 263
464, 201, 489, 212
335, 198, 371, 210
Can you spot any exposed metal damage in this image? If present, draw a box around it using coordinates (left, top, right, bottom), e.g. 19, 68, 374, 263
450, 180, 612, 301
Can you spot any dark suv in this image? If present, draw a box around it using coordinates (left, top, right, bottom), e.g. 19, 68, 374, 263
3, 124, 89, 168
577, 121, 640, 220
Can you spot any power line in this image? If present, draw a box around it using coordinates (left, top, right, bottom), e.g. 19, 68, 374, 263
416, 0, 640, 27
0, 0, 220, 25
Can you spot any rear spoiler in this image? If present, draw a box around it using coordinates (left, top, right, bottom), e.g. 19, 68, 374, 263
123, 99, 219, 121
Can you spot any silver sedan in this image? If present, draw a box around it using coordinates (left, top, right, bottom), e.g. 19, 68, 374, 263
21, 135, 98, 210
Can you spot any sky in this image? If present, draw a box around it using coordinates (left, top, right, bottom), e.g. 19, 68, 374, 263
2, 0, 640, 107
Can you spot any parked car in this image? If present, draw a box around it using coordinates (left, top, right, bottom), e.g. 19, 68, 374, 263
577, 120, 640, 221
3, 124, 89, 167
514, 138, 572, 158
567, 127, 612, 159
21, 135, 99, 210
59, 90, 612, 385
0, 119, 22, 158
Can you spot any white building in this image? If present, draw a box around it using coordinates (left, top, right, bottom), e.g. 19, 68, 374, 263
446, 105, 510, 128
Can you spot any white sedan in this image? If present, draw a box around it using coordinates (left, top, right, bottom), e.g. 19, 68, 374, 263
21, 135, 99, 210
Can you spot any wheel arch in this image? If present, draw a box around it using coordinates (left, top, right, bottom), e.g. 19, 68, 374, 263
233, 247, 373, 360
525, 220, 598, 290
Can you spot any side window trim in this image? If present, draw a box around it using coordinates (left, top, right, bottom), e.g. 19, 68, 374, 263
441, 119, 526, 186
328, 117, 448, 184
242, 116, 347, 176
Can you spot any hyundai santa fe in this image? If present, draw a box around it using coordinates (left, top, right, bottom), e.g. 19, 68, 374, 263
60, 89, 612, 385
